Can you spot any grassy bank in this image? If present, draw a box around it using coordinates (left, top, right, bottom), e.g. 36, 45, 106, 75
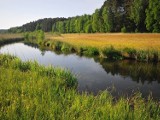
39, 39, 160, 62
47, 33, 160, 51
0, 34, 24, 46
0, 54, 160, 119
43, 33, 160, 62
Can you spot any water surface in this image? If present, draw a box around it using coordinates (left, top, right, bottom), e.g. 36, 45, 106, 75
0, 43, 160, 99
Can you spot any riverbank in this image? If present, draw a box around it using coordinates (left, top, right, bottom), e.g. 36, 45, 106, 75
0, 34, 24, 46
36, 33, 160, 62
0, 54, 160, 119
46, 33, 160, 51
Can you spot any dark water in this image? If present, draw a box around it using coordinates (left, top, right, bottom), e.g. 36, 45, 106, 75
0, 43, 160, 99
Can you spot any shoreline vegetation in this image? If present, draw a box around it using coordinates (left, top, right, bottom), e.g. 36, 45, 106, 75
0, 32, 160, 63
23, 32, 160, 62
0, 34, 24, 46
0, 54, 160, 119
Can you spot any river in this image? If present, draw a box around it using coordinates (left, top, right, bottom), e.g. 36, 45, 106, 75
0, 42, 160, 99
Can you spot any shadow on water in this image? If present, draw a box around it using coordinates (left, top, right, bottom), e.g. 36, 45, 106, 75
0, 42, 160, 100
96, 58, 160, 84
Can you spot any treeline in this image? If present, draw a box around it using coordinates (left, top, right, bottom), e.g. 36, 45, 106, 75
8, 18, 66, 33
0, 29, 8, 34
8, 0, 160, 33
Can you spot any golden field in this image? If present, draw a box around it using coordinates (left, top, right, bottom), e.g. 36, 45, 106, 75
0, 33, 23, 40
0, 34, 24, 46
47, 33, 160, 51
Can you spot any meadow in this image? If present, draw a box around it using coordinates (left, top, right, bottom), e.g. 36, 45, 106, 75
47, 33, 160, 51
0, 34, 23, 45
0, 54, 160, 120
41, 33, 160, 62
0, 34, 22, 39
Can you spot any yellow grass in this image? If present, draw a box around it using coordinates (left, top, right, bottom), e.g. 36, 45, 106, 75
0, 33, 23, 40
46, 33, 160, 51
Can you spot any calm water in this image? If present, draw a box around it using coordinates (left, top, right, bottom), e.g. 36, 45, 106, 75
0, 43, 160, 99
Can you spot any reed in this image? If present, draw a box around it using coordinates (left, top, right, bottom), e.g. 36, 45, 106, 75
103, 46, 123, 60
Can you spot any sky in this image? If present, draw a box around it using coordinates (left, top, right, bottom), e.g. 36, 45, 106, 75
0, 0, 105, 29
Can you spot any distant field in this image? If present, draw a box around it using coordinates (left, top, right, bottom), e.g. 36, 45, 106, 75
0, 33, 23, 40
47, 33, 160, 51
0, 34, 23, 45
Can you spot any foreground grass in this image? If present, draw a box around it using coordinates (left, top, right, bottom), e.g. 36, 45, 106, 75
0, 34, 23, 46
0, 54, 160, 120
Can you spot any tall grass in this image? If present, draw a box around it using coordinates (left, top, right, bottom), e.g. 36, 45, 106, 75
0, 54, 160, 119
103, 46, 123, 60
41, 40, 100, 56
23, 33, 160, 62
43, 33, 160, 62
0, 34, 23, 46
37, 39, 160, 62
46, 33, 160, 51
0, 33, 23, 39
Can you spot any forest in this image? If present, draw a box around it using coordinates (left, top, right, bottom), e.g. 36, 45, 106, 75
8, 0, 160, 33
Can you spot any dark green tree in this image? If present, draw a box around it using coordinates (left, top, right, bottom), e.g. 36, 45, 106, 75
77, 17, 84, 33
102, 7, 114, 32
57, 21, 65, 33
146, 0, 160, 32
36, 24, 41, 31
52, 23, 57, 33
130, 0, 148, 32
92, 9, 100, 32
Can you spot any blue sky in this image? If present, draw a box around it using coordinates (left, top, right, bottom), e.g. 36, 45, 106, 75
0, 0, 105, 29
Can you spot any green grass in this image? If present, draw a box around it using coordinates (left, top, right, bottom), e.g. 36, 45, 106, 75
103, 46, 123, 60
40, 40, 100, 57
0, 54, 160, 120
